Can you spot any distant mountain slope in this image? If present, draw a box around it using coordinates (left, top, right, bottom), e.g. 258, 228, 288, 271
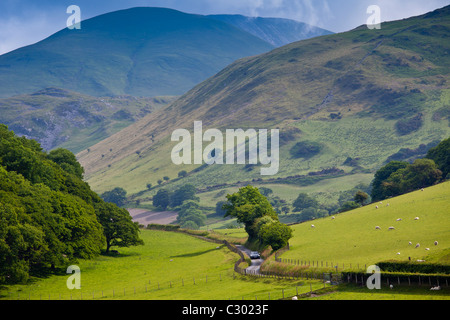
78, 6, 450, 195
0, 7, 274, 98
0, 87, 176, 152
208, 14, 333, 47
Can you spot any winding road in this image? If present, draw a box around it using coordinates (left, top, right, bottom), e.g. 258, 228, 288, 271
236, 245, 264, 275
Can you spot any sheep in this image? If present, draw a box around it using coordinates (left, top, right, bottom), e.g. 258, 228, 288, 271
331, 216, 335, 220
375, 205, 379, 209
415, 243, 420, 248
414, 217, 420, 220
292, 296, 298, 300
416, 259, 425, 262
390, 284, 394, 289
311, 224, 315, 228
386, 203, 390, 207
408, 241, 412, 245
430, 286, 441, 291
425, 248, 430, 251
434, 241, 438, 246
388, 226, 395, 230
397, 252, 401, 255
375, 226, 381, 230
396, 218, 402, 221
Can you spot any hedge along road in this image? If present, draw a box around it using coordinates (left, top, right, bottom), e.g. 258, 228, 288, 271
236, 245, 263, 275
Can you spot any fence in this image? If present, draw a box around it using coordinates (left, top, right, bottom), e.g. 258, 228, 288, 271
2, 270, 330, 301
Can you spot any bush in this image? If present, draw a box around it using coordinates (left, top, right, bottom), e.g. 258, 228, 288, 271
289, 141, 323, 159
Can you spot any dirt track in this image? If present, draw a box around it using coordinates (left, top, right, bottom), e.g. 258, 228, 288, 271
128, 208, 178, 226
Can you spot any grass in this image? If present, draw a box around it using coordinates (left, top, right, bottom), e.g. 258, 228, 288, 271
0, 229, 325, 300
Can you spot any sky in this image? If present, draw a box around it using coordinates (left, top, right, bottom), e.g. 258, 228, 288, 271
0, 0, 448, 55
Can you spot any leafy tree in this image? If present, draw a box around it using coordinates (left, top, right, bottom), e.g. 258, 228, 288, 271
176, 200, 206, 229
153, 189, 171, 210
94, 202, 143, 253
178, 170, 188, 178
47, 148, 84, 179
339, 201, 360, 213
101, 187, 127, 207
170, 184, 198, 207
223, 185, 278, 240
426, 137, 450, 179
259, 220, 293, 250
289, 141, 322, 159
293, 193, 319, 212
146, 183, 152, 190
370, 161, 409, 201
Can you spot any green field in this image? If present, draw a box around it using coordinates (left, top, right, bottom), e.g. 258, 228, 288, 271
0, 230, 326, 300
281, 181, 450, 267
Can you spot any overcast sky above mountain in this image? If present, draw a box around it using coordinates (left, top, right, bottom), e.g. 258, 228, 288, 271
0, 0, 448, 55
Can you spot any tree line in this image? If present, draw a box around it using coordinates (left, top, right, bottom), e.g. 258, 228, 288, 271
0, 124, 143, 284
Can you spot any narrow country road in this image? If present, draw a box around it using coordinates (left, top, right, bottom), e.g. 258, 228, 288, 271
236, 245, 264, 275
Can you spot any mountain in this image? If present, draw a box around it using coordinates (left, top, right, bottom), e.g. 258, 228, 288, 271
0, 87, 176, 153
208, 14, 333, 47
77, 6, 450, 197
0, 7, 274, 98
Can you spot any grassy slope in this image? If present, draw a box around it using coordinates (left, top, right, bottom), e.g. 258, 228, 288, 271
0, 87, 177, 153
281, 181, 450, 266
77, 6, 450, 196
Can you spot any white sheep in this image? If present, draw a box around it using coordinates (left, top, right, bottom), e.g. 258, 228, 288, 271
397, 252, 401, 255
388, 226, 395, 230
375, 205, 379, 209
434, 241, 438, 246
430, 286, 441, 291
375, 226, 381, 230
331, 216, 335, 220
390, 284, 394, 289
396, 218, 402, 221
425, 248, 430, 251
415, 243, 420, 248
414, 217, 419, 220
292, 296, 298, 300
386, 203, 390, 206
408, 241, 412, 245
311, 224, 315, 228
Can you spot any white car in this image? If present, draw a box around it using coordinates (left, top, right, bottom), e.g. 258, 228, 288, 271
250, 251, 260, 259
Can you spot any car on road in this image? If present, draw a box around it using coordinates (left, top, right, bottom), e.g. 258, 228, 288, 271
250, 251, 260, 259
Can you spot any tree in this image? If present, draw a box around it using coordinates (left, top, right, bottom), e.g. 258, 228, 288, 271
370, 161, 409, 201
94, 202, 143, 253
47, 148, 84, 179
101, 187, 127, 207
259, 221, 293, 250
293, 193, 319, 212
153, 189, 171, 210
339, 201, 360, 213
223, 185, 278, 240
170, 184, 198, 207
178, 170, 188, 178
354, 191, 369, 206
177, 200, 206, 230
146, 183, 152, 190
426, 137, 450, 179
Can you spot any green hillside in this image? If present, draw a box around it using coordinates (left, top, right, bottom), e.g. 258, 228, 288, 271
0, 87, 176, 153
77, 6, 450, 198
0, 7, 274, 98
281, 181, 450, 266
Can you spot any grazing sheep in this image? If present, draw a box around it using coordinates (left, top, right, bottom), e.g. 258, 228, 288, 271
375, 226, 381, 230
386, 203, 390, 207
311, 224, 315, 228
390, 284, 394, 289
425, 248, 430, 251
379, 202, 383, 204
292, 296, 298, 300
434, 241, 438, 246
430, 286, 441, 291
414, 217, 420, 220
416, 259, 425, 262
396, 218, 402, 221
388, 226, 395, 230
331, 216, 335, 220
375, 205, 379, 209
421, 188, 424, 191
408, 241, 412, 245
415, 243, 420, 248
397, 252, 401, 255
